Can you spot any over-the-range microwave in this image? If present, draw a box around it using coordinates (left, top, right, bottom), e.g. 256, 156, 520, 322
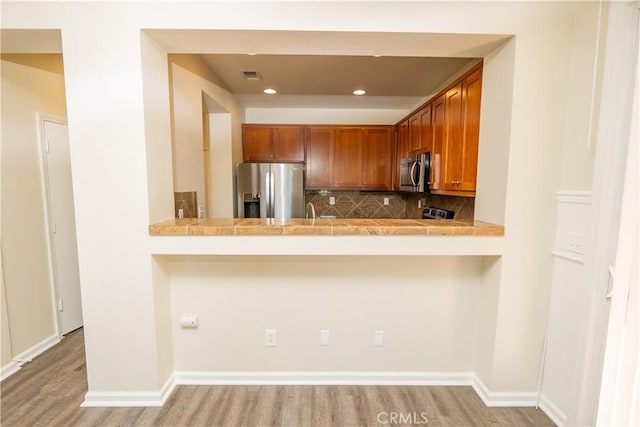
399, 152, 430, 193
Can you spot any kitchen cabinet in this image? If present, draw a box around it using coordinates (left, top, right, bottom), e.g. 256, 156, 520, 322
441, 81, 464, 192
459, 67, 482, 192
419, 104, 432, 153
305, 127, 335, 188
430, 95, 446, 191
408, 112, 421, 154
334, 127, 363, 188
362, 127, 393, 189
440, 67, 482, 194
394, 62, 483, 197
306, 126, 393, 190
394, 120, 409, 190
242, 125, 305, 162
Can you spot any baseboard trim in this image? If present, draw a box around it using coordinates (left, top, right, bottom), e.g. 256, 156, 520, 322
173, 371, 475, 386
79, 371, 541, 408
0, 361, 21, 382
556, 191, 592, 205
1, 333, 60, 382
471, 374, 538, 407
538, 393, 568, 427
552, 250, 585, 265
81, 374, 176, 407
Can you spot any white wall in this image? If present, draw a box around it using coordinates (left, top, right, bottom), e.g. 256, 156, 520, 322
207, 113, 234, 217
1, 58, 66, 365
169, 255, 481, 372
245, 108, 408, 125
169, 55, 244, 217
1, 0, 606, 403
540, 2, 638, 425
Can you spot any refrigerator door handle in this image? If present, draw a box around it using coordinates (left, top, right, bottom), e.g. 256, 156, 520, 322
265, 171, 276, 219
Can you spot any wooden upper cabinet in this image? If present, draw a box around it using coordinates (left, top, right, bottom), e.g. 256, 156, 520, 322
408, 113, 421, 154
305, 127, 335, 188
305, 126, 393, 190
362, 127, 393, 190
459, 68, 482, 192
242, 125, 305, 162
397, 120, 409, 160
395, 120, 409, 189
442, 82, 464, 191
273, 127, 305, 162
334, 128, 363, 188
430, 95, 446, 191
419, 104, 432, 153
242, 126, 273, 162
394, 62, 483, 197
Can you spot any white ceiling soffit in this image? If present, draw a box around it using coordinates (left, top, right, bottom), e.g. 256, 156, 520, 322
0, 29, 62, 53
144, 29, 510, 58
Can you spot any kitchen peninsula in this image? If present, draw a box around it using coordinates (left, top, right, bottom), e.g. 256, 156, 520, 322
149, 218, 504, 256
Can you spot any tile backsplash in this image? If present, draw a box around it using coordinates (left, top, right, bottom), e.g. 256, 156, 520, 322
306, 191, 406, 219
306, 190, 475, 220
174, 191, 197, 218
405, 193, 475, 220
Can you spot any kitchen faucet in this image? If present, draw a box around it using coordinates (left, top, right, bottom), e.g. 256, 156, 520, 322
305, 202, 316, 220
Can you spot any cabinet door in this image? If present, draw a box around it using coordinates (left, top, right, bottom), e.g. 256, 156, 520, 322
334, 127, 363, 188
362, 127, 392, 190
395, 120, 409, 190
430, 95, 445, 191
273, 126, 305, 162
408, 113, 421, 153
305, 127, 334, 188
459, 68, 482, 192
442, 82, 464, 191
242, 126, 273, 162
419, 104, 432, 153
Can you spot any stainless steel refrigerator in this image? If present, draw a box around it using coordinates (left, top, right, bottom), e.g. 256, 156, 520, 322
236, 163, 305, 219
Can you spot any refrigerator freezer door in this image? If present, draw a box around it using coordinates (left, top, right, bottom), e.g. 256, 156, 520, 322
237, 163, 261, 218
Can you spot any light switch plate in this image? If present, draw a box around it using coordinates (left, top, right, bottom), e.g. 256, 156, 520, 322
320, 329, 330, 346
374, 330, 384, 347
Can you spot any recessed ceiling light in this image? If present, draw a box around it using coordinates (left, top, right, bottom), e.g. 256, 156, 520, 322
248, 53, 257, 56
353, 89, 366, 95
373, 55, 382, 58
264, 88, 277, 95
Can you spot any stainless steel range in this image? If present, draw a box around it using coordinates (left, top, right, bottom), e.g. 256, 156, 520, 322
422, 206, 455, 219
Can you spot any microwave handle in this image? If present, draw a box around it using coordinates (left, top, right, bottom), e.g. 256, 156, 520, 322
410, 161, 419, 186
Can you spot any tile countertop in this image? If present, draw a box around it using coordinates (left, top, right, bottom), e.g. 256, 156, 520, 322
148, 218, 504, 237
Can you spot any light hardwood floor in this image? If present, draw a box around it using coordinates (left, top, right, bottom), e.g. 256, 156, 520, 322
1, 329, 554, 426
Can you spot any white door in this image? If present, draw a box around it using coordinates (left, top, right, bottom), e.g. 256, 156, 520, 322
43, 119, 83, 335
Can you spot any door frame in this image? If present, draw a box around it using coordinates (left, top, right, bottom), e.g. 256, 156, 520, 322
36, 113, 71, 340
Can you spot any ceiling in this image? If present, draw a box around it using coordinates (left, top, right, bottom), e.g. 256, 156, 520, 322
199, 54, 475, 103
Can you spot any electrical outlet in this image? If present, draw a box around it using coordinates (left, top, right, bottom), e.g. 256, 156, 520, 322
329, 196, 335, 205
178, 208, 184, 219
265, 329, 276, 347
383, 197, 389, 206
418, 199, 422, 209
320, 329, 330, 346
568, 232, 586, 255
179, 315, 198, 328
374, 330, 384, 347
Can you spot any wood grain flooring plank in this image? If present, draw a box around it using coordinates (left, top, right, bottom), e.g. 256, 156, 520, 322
1, 329, 556, 426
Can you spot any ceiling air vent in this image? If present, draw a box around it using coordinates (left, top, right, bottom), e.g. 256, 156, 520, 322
241, 70, 263, 81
